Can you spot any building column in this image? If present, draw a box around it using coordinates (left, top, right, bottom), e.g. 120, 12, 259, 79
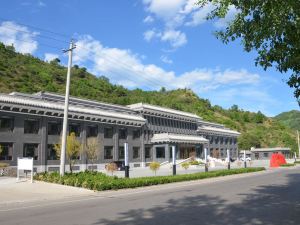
140, 127, 145, 167
113, 126, 119, 161
165, 144, 170, 162
81, 122, 87, 171
40, 117, 48, 172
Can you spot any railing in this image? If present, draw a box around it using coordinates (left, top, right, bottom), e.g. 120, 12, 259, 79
176, 157, 193, 165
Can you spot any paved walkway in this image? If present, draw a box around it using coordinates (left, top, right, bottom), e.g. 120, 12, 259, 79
0, 177, 93, 206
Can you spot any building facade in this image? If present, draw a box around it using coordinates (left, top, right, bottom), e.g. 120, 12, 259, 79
0, 92, 240, 172
239, 147, 292, 160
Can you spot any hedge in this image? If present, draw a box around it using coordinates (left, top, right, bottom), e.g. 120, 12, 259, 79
34, 167, 265, 191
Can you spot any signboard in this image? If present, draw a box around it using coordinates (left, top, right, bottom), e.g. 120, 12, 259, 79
17, 157, 34, 183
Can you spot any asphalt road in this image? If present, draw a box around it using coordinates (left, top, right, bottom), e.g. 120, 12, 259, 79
1, 167, 300, 225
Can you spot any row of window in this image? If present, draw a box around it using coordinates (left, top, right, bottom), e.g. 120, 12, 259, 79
0, 143, 145, 161
206, 135, 237, 145
0, 117, 140, 139
145, 116, 197, 130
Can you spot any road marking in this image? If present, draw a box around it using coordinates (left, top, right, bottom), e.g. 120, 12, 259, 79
0, 169, 284, 213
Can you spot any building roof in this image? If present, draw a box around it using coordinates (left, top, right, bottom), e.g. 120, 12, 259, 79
151, 133, 208, 144
250, 147, 291, 152
197, 125, 240, 136
0, 94, 146, 126
127, 103, 201, 121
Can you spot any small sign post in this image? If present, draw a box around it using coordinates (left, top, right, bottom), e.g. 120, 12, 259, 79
243, 150, 247, 168
227, 149, 230, 170
17, 157, 34, 183
172, 145, 176, 175
204, 148, 208, 172
124, 142, 129, 178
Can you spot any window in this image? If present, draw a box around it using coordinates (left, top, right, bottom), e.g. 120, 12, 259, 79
24, 119, 39, 134
119, 146, 124, 160
215, 137, 219, 144
104, 127, 113, 139
133, 147, 140, 159
23, 143, 38, 160
47, 144, 57, 160
145, 146, 151, 158
133, 129, 140, 139
0, 143, 13, 160
69, 123, 80, 137
0, 117, 14, 132
104, 146, 113, 159
87, 125, 98, 137
209, 136, 213, 144
264, 152, 269, 158
119, 128, 127, 139
48, 121, 61, 135
220, 137, 224, 144
156, 147, 165, 158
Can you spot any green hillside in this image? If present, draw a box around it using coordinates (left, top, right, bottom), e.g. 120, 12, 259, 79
0, 43, 298, 153
275, 110, 300, 131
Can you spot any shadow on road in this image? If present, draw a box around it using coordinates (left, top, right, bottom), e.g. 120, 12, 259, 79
94, 172, 300, 225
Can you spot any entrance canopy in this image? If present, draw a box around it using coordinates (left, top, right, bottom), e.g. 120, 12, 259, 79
151, 133, 208, 144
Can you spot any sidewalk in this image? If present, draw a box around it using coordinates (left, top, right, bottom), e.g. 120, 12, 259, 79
0, 177, 93, 207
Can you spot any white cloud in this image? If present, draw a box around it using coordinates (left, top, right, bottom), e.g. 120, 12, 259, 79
185, 3, 215, 27
0, 21, 38, 54
44, 53, 59, 62
215, 69, 260, 85
143, 29, 161, 42
213, 5, 238, 28
161, 29, 187, 48
160, 55, 173, 64
143, 15, 154, 23
74, 35, 260, 92
142, 1, 238, 49
143, 0, 187, 20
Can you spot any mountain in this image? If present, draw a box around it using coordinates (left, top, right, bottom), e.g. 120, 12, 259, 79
275, 110, 300, 131
0, 42, 298, 153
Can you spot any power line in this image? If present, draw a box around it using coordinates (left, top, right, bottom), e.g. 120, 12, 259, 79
0, 17, 71, 38
1, 23, 69, 44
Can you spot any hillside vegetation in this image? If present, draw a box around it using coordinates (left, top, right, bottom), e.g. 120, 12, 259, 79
275, 110, 300, 131
0, 43, 298, 153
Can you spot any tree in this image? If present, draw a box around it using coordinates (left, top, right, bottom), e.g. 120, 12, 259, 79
105, 162, 118, 176
85, 137, 100, 171
181, 162, 190, 173
198, 0, 300, 103
149, 161, 160, 176
54, 132, 82, 173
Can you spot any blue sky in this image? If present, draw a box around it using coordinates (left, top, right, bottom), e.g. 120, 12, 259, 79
0, 0, 299, 116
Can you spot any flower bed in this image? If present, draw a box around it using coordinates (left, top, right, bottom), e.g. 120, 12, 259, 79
34, 167, 265, 191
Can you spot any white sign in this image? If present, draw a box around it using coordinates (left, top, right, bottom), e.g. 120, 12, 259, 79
17, 157, 34, 183
124, 143, 129, 166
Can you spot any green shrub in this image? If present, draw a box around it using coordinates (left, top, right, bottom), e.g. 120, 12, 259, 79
189, 161, 203, 165
149, 162, 160, 175
0, 163, 9, 168
280, 163, 295, 167
34, 167, 265, 191
181, 162, 190, 171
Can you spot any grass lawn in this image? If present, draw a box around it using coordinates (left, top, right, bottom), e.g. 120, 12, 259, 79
34, 167, 265, 191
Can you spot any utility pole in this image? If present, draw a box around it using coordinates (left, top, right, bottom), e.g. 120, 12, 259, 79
60, 40, 76, 176
297, 130, 300, 159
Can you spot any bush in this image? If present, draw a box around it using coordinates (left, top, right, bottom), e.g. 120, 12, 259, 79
280, 163, 295, 167
149, 162, 160, 175
34, 167, 265, 191
181, 162, 190, 171
189, 161, 203, 165
0, 163, 9, 168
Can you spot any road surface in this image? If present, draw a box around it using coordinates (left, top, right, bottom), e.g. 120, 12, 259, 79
1, 167, 300, 225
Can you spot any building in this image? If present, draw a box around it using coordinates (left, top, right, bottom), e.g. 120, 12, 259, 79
198, 121, 240, 159
0, 92, 240, 172
248, 147, 291, 160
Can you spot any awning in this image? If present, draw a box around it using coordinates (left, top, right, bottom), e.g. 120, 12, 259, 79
151, 133, 208, 144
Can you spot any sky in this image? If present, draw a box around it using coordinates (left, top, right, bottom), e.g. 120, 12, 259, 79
0, 0, 299, 116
